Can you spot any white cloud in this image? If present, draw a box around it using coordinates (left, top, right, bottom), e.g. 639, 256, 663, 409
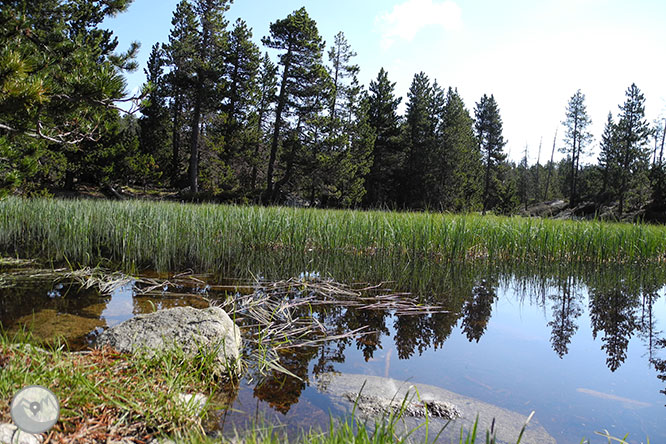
376, 0, 462, 50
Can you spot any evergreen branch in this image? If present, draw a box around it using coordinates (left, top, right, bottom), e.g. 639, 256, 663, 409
0, 121, 99, 145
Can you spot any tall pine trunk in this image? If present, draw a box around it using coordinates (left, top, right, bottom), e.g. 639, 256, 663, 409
189, 82, 203, 194
265, 49, 291, 202
171, 93, 181, 188
482, 152, 491, 215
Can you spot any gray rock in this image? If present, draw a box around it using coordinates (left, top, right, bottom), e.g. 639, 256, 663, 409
177, 393, 208, 416
315, 373, 556, 444
0, 423, 42, 444
95, 306, 241, 376
342, 393, 461, 420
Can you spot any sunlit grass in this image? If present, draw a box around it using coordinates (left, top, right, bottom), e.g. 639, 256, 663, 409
0, 329, 224, 440
1, 197, 665, 273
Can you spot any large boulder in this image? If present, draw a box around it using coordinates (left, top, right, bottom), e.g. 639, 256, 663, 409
95, 306, 241, 376
315, 373, 556, 444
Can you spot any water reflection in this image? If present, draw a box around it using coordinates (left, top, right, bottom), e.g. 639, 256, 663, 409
461, 279, 497, 343
548, 275, 583, 358
2, 258, 666, 438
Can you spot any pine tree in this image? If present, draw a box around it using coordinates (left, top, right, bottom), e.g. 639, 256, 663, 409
139, 44, 170, 183
436, 88, 482, 211
223, 19, 261, 148
402, 72, 437, 208
598, 112, 619, 200
317, 31, 372, 207
327, 32, 359, 121
364, 68, 402, 207
0, 0, 138, 192
560, 89, 592, 207
475, 94, 507, 214
164, 0, 199, 187
615, 83, 652, 214
200, 18, 261, 195
335, 96, 374, 206
261, 7, 325, 202
188, 0, 231, 193
249, 53, 278, 193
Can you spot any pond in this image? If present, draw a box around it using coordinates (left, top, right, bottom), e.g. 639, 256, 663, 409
1, 258, 665, 444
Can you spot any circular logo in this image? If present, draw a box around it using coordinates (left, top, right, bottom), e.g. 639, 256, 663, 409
10, 385, 60, 434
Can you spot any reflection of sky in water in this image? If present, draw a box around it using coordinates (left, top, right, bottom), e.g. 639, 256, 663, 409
333, 283, 666, 444
100, 283, 136, 327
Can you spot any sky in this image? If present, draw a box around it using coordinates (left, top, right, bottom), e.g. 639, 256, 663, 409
103, 0, 666, 164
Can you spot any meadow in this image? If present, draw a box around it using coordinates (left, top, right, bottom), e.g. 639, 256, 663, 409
0, 197, 665, 273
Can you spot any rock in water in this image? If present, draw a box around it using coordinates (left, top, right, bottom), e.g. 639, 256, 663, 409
95, 306, 241, 376
315, 373, 557, 444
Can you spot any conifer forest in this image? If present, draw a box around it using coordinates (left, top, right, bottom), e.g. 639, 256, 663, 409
1, 0, 665, 220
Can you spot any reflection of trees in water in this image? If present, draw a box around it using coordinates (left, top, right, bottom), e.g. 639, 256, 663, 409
253, 347, 317, 415
230, 258, 666, 411
590, 286, 640, 372
548, 274, 583, 358
652, 339, 666, 404
585, 267, 665, 380
460, 279, 497, 342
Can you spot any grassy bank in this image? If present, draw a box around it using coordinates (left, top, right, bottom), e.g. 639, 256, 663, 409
0, 331, 225, 440
1, 197, 665, 272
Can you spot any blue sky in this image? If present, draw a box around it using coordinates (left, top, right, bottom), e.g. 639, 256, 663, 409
104, 0, 666, 163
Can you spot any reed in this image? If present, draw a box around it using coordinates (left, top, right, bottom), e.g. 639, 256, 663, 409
1, 197, 665, 274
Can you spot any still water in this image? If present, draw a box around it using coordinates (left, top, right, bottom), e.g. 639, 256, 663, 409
1, 261, 665, 443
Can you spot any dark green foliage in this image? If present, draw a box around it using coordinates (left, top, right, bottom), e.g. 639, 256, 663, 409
321, 32, 372, 207
598, 112, 620, 201
436, 87, 482, 211
223, 19, 261, 138
475, 94, 507, 214
80, 114, 149, 187
163, 0, 199, 188
139, 43, 171, 184
261, 7, 326, 202
517, 146, 530, 211
364, 68, 402, 207
3, 2, 666, 221
0, 0, 138, 192
401, 72, 438, 208
649, 119, 666, 212
187, 0, 231, 193
201, 18, 261, 196
248, 53, 278, 194
614, 83, 652, 214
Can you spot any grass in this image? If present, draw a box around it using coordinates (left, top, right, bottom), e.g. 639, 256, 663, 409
0, 329, 227, 441
1, 197, 665, 275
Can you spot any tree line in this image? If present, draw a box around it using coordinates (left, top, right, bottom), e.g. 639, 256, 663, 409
1, 1, 664, 217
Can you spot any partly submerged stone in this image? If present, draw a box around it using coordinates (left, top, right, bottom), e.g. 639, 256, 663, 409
95, 306, 241, 376
342, 392, 461, 420
315, 373, 557, 444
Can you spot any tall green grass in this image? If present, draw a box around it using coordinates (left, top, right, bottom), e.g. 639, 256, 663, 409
1, 197, 665, 273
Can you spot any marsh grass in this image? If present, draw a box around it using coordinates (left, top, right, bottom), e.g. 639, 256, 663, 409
0, 329, 224, 441
1, 198, 665, 274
